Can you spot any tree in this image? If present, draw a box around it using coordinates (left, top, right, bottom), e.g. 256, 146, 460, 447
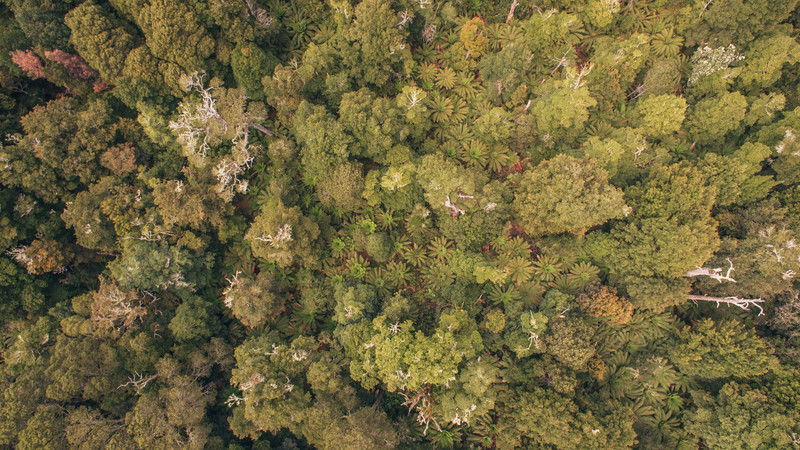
697, 144, 774, 207
343, 0, 411, 88
231, 42, 278, 101
545, 317, 596, 372
66, 407, 135, 450
737, 33, 800, 92
152, 177, 233, 231
44, 335, 123, 404
62, 179, 123, 252
90, 280, 148, 330
126, 387, 211, 449
65, 1, 137, 83
316, 162, 365, 213
478, 42, 531, 103
299, 397, 399, 449
6, 0, 73, 49
132, 0, 214, 73
222, 271, 283, 328
169, 297, 219, 343
514, 155, 627, 237
229, 333, 316, 433
576, 282, 634, 325
245, 201, 321, 269
685, 382, 799, 449
669, 319, 777, 379
530, 82, 597, 142
1, 97, 123, 202
632, 94, 687, 139
292, 101, 352, 182
109, 240, 212, 298
0, 359, 49, 447
332, 283, 378, 325
683, 0, 798, 47
340, 311, 483, 393
685, 91, 747, 146
600, 164, 719, 279
0, 257, 47, 319
495, 387, 628, 449
415, 153, 485, 216
16, 405, 67, 450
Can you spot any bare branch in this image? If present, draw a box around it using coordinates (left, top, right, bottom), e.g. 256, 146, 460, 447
248, 122, 275, 137
685, 258, 737, 283
118, 372, 159, 394
505, 0, 519, 24
400, 387, 441, 436
687, 294, 765, 316
444, 195, 465, 217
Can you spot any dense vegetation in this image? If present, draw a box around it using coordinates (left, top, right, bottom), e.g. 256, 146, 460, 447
1, 0, 800, 448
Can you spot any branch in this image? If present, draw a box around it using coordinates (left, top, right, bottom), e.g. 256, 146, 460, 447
444, 195, 465, 217
687, 294, 765, 316
685, 258, 737, 283
248, 122, 275, 137
506, 0, 519, 24
118, 372, 159, 394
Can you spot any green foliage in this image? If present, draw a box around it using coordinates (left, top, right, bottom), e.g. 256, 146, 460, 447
109, 240, 212, 297
514, 155, 627, 237
65, 1, 136, 83
545, 317, 596, 371
223, 272, 283, 328
633, 94, 687, 139
231, 43, 278, 101
685, 382, 799, 449
245, 202, 321, 269
315, 162, 365, 212
670, 319, 778, 379
3, 0, 800, 447
341, 311, 482, 392
685, 91, 748, 146
169, 297, 219, 342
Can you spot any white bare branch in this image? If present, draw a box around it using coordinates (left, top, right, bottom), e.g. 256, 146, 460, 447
169, 72, 225, 160
255, 224, 293, 248
685, 258, 737, 283
444, 195, 465, 217
687, 294, 765, 316
506, 0, 519, 23
118, 372, 159, 394
244, 0, 273, 29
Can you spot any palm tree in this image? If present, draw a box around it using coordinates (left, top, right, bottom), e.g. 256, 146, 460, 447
429, 92, 454, 123
488, 283, 521, 306
403, 242, 427, 267
459, 139, 488, 168
504, 256, 534, 285
418, 62, 438, 84
486, 146, 512, 173
427, 236, 453, 261
532, 254, 563, 282
366, 267, 391, 297
452, 72, 480, 100
435, 66, 457, 90
386, 261, 412, 288
567, 261, 600, 286
422, 261, 456, 290
376, 208, 398, 231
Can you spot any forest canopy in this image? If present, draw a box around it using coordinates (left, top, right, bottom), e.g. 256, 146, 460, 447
1, 0, 800, 448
